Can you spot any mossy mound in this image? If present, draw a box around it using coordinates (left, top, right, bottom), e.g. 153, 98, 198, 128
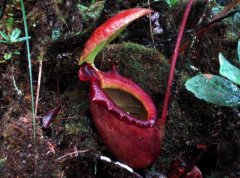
95, 42, 170, 104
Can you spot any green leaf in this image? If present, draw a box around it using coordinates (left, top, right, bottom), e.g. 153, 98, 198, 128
12, 50, 20, 55
219, 53, 240, 85
6, 17, 14, 31
165, 0, 178, 7
3, 52, 12, 61
77, 4, 90, 11
238, 39, 240, 62
0, 39, 7, 43
10, 28, 21, 42
185, 74, 240, 107
0, 31, 10, 41
15, 36, 30, 42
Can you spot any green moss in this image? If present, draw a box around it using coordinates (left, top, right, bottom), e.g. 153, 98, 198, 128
120, 42, 160, 56
96, 42, 170, 97
64, 116, 91, 135
62, 116, 98, 149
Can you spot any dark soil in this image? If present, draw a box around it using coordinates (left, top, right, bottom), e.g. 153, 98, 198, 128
0, 0, 240, 178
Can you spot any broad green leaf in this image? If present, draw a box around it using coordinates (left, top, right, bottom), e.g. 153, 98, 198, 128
185, 74, 240, 107
238, 39, 240, 62
0, 31, 9, 41
219, 53, 240, 85
10, 28, 21, 42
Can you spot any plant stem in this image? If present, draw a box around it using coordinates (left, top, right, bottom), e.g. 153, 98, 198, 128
178, 0, 240, 56
147, 0, 156, 49
20, 0, 37, 158
35, 60, 42, 116
11, 61, 23, 97
56, 149, 90, 161
160, 0, 193, 123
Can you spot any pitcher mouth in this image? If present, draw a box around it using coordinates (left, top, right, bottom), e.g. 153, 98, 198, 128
103, 88, 148, 120
79, 64, 157, 128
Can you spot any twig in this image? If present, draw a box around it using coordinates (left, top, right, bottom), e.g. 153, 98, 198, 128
96, 155, 144, 178
160, 0, 193, 123
153, 8, 240, 46
56, 150, 143, 177
35, 60, 43, 116
212, 0, 240, 21
178, 0, 240, 55
147, 0, 156, 49
56, 149, 90, 161
198, 9, 240, 30
12, 75, 23, 96
11, 62, 23, 97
